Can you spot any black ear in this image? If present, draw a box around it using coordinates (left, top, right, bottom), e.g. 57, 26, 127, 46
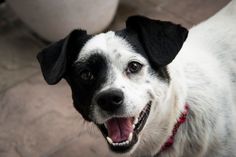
126, 15, 188, 68
37, 29, 90, 85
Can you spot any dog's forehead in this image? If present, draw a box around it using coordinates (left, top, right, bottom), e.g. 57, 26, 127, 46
76, 31, 146, 64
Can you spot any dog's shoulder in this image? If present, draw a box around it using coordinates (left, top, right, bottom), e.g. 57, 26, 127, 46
167, 2, 236, 156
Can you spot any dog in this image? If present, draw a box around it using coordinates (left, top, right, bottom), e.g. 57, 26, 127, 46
37, 1, 236, 157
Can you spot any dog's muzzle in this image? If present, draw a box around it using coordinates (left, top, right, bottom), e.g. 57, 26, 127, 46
95, 90, 152, 153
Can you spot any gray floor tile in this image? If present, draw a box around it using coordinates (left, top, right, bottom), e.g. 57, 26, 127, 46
0, 4, 45, 93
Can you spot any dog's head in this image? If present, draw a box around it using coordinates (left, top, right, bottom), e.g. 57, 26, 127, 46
37, 16, 188, 155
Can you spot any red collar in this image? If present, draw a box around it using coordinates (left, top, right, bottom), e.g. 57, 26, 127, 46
160, 104, 189, 152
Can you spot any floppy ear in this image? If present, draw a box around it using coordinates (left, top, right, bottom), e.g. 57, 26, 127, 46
126, 15, 188, 68
37, 29, 90, 85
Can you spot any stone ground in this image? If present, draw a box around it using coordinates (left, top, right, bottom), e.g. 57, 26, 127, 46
0, 0, 230, 157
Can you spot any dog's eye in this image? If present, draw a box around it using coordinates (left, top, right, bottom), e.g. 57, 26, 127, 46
79, 70, 94, 81
127, 61, 143, 74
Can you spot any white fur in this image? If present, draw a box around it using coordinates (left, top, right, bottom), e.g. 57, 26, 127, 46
158, 1, 236, 157
76, 1, 236, 156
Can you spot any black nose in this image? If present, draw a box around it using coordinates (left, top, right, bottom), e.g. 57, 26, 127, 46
96, 89, 124, 112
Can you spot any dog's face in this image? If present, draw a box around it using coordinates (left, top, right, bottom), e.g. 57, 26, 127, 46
37, 16, 188, 155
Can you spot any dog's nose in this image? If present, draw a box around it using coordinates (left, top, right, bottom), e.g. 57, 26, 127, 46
96, 89, 124, 112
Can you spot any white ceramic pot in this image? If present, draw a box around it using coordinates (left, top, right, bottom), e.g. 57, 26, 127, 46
7, 0, 119, 41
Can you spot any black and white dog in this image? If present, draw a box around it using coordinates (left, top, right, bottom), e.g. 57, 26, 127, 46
37, 1, 236, 157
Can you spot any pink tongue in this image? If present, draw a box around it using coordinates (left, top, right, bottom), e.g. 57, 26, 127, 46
106, 117, 133, 143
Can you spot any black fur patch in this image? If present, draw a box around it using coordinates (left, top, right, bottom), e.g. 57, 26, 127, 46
116, 29, 170, 82
37, 29, 91, 85
116, 15, 188, 82
126, 16, 188, 67
66, 53, 108, 121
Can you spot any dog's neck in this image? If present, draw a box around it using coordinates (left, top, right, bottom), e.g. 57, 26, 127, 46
157, 104, 189, 155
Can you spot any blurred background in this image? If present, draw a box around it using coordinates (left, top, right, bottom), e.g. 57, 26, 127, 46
0, 0, 230, 157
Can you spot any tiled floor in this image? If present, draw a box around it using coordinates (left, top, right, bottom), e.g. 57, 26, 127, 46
0, 0, 230, 157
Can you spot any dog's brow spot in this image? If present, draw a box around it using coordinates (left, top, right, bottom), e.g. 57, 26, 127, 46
121, 86, 125, 89
146, 80, 150, 83
113, 49, 117, 53
116, 53, 121, 58
148, 91, 154, 99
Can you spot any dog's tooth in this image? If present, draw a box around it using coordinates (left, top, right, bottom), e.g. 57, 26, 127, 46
128, 132, 133, 141
132, 124, 135, 129
106, 137, 113, 144
122, 141, 127, 145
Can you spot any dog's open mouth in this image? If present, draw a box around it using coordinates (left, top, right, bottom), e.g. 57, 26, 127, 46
98, 101, 152, 153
